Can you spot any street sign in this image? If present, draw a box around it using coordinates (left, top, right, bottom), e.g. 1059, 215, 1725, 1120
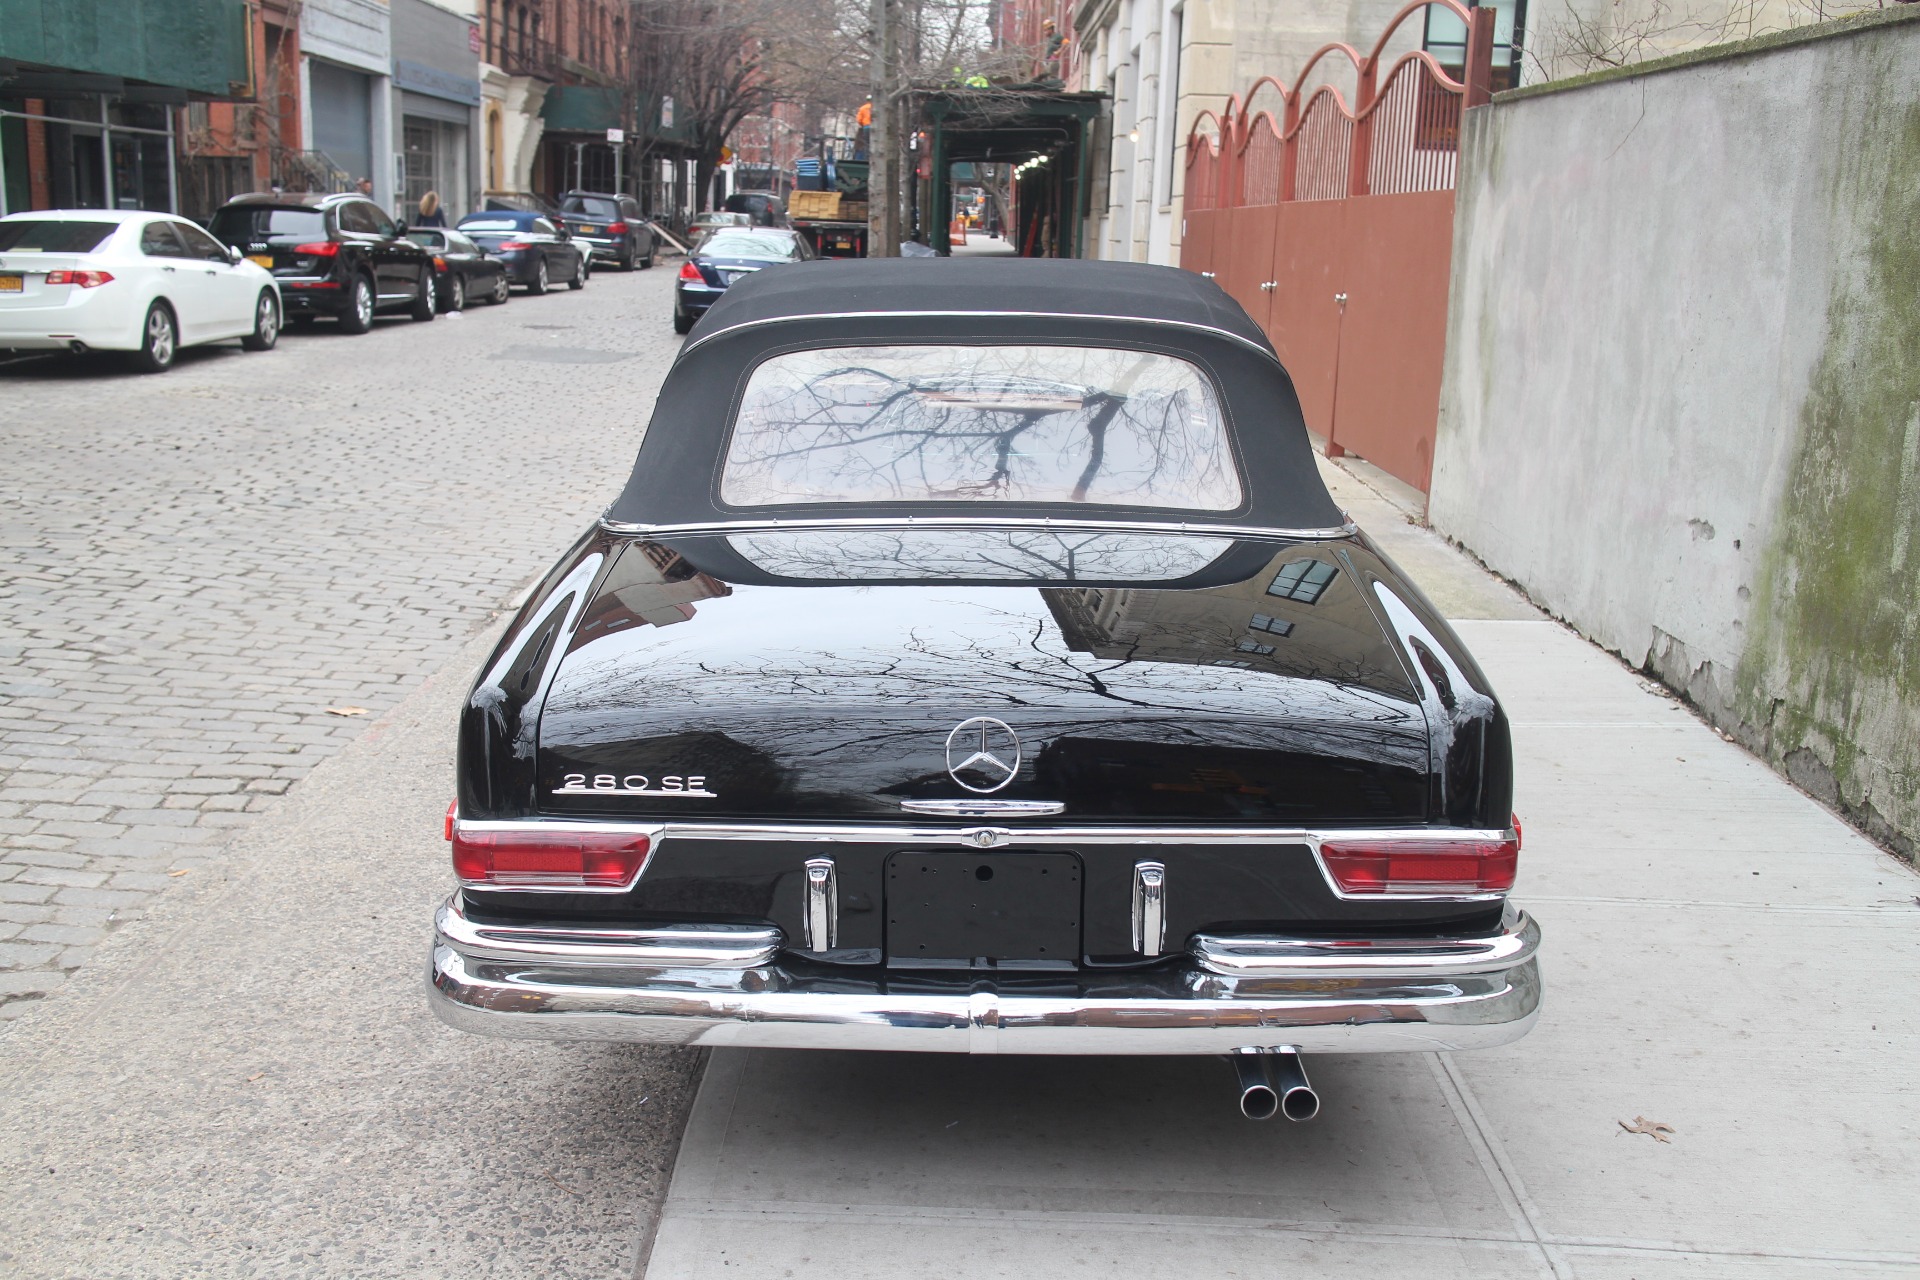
661, 96, 674, 128
468, 24, 482, 53
607, 128, 625, 143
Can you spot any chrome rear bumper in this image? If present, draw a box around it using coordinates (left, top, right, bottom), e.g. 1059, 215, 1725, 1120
428, 896, 1541, 1055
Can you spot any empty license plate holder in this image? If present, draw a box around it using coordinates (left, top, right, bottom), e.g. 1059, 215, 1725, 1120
885, 850, 1081, 969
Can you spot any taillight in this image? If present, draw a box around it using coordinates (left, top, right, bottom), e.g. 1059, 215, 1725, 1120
678, 260, 703, 281
1319, 834, 1518, 896
607, 221, 628, 234
498, 240, 532, 251
292, 241, 338, 257
432, 256, 447, 270
47, 270, 113, 287
450, 823, 652, 889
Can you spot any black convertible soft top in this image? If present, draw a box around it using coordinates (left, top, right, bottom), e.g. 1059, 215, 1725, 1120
605, 258, 1348, 534
683, 257, 1273, 355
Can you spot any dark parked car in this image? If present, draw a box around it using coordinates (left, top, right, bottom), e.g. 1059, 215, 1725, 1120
405, 227, 510, 309
557, 191, 656, 270
452, 210, 588, 295
674, 227, 811, 334
686, 211, 753, 238
721, 190, 789, 227
208, 192, 436, 332
429, 259, 1541, 1124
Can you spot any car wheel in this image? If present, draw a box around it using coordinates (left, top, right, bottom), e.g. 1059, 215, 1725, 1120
446, 273, 466, 312
128, 301, 178, 373
569, 256, 587, 290
620, 249, 635, 272
339, 274, 375, 333
240, 290, 280, 351
411, 268, 437, 321
528, 259, 548, 295
641, 245, 655, 269
491, 272, 510, 305
673, 310, 693, 335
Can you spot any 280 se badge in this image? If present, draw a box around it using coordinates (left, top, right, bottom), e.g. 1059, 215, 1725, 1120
554, 773, 714, 796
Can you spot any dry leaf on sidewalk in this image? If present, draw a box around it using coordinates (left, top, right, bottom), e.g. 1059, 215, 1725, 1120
325, 706, 370, 717
1620, 1116, 1675, 1143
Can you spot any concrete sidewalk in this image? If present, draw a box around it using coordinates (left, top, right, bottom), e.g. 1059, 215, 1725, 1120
642, 459, 1920, 1280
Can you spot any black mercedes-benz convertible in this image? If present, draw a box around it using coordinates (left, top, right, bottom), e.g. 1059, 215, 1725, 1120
429, 258, 1540, 1121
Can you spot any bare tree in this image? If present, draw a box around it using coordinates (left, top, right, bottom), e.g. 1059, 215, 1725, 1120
1527, 0, 1895, 79
629, 0, 801, 211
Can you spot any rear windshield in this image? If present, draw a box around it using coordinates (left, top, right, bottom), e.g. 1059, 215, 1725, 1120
561, 196, 620, 218
208, 207, 328, 244
405, 230, 446, 248
458, 218, 522, 233
720, 345, 1245, 511
0, 220, 117, 253
699, 232, 796, 261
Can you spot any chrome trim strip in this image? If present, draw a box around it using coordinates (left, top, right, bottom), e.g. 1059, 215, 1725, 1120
1131, 861, 1167, 957
453, 820, 1517, 903
436, 897, 780, 967
597, 514, 1359, 541
427, 943, 1542, 1055
680, 310, 1281, 358
458, 820, 1510, 846
803, 858, 837, 951
899, 799, 1066, 817
1191, 906, 1538, 979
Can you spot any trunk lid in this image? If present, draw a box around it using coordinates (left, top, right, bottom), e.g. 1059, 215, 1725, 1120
533, 533, 1431, 825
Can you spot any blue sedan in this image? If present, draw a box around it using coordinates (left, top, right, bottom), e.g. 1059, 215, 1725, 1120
674, 227, 813, 334
453, 211, 589, 295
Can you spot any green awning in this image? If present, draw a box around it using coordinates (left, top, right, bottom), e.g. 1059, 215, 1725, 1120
0, 0, 250, 97
541, 85, 623, 134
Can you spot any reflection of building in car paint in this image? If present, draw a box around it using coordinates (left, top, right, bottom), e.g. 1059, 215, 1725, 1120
1041, 550, 1407, 695
1267, 558, 1338, 604
570, 543, 731, 647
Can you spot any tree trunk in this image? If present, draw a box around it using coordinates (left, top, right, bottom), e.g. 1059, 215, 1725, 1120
694, 152, 717, 213
868, 0, 900, 256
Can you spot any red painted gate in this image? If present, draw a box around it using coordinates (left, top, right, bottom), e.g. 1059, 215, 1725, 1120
1182, 0, 1494, 494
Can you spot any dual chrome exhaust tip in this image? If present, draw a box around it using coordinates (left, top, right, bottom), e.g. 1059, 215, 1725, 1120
1230, 1046, 1320, 1122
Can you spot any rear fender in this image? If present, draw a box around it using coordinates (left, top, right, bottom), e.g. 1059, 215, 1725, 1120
457, 527, 612, 818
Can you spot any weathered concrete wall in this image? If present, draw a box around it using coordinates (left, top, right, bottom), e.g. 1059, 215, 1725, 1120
1430, 6, 1920, 858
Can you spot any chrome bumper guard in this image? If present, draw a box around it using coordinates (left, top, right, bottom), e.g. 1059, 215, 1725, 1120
429, 897, 1541, 1055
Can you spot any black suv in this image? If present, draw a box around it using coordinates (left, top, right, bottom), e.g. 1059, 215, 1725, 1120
557, 191, 656, 270
208, 192, 437, 333
721, 190, 789, 227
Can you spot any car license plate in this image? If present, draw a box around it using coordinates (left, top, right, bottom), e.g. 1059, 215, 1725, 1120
578, 225, 600, 234
884, 850, 1081, 968
0, 275, 21, 292
246, 255, 273, 269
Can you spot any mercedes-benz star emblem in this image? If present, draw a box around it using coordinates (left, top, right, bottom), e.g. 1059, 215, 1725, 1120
945, 717, 1021, 793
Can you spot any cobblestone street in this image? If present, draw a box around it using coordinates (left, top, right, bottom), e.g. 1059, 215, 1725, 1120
0, 265, 681, 1014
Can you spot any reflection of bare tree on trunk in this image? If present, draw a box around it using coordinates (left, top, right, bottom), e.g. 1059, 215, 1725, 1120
546, 596, 1424, 779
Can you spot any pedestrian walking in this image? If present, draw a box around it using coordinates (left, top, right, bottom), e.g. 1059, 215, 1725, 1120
416, 191, 448, 228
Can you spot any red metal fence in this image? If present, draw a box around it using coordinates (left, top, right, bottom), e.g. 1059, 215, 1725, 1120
1181, 0, 1493, 494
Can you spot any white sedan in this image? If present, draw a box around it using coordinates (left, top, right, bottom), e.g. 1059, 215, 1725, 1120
0, 209, 282, 373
